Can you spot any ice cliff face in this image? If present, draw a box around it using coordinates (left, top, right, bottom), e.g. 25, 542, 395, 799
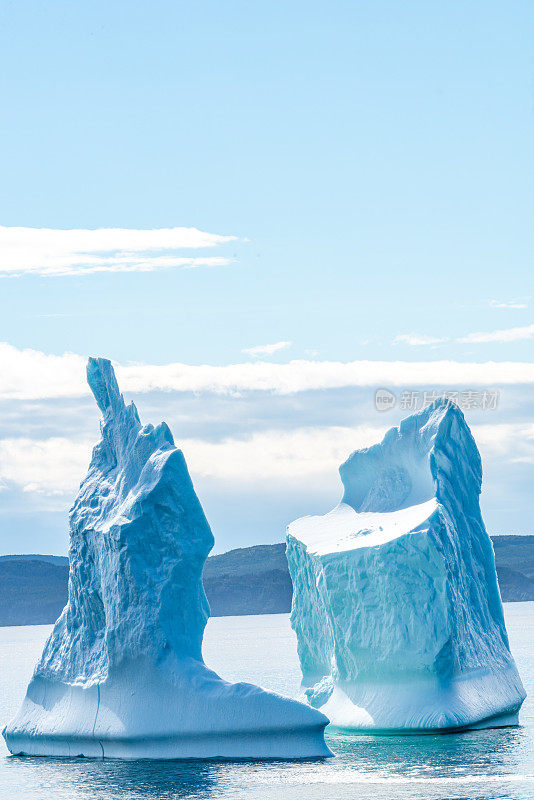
286, 399, 526, 732
4, 358, 330, 760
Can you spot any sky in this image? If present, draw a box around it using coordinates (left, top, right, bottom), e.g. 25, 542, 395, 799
0, 0, 533, 555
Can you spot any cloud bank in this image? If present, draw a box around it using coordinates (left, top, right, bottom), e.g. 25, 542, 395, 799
0, 226, 237, 277
2, 343, 534, 401
0, 437, 93, 496
2, 422, 533, 499
1, 341, 533, 549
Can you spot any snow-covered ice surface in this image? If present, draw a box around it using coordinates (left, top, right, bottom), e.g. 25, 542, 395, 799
3, 358, 330, 760
286, 399, 526, 732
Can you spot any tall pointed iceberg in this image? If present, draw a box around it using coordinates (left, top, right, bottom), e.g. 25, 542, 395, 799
286, 399, 525, 732
4, 358, 330, 759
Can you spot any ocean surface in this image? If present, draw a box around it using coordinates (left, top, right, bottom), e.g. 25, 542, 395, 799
0, 603, 533, 800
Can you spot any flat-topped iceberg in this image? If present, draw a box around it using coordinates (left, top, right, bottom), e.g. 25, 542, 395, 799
286, 399, 526, 732
4, 358, 330, 760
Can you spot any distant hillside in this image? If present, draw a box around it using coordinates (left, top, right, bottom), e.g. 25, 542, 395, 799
0, 536, 532, 626
492, 535, 534, 580
491, 535, 534, 602
0, 560, 70, 626
203, 543, 292, 616
0, 554, 68, 567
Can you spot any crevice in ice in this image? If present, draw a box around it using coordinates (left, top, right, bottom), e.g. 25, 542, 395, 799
92, 684, 101, 740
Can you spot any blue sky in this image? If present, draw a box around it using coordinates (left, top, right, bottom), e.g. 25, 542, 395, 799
0, 1, 533, 555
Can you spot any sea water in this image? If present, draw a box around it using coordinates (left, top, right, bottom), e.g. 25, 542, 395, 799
0, 604, 532, 800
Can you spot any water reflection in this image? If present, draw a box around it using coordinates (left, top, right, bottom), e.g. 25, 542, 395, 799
5, 756, 220, 799
329, 725, 529, 778
3, 727, 532, 800
1, 607, 533, 800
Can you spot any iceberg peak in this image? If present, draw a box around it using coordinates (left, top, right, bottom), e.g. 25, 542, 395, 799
87, 356, 126, 415
339, 398, 482, 515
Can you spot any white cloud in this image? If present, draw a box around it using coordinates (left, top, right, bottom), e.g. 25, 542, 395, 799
0, 437, 93, 495
183, 425, 385, 483
3, 343, 534, 401
474, 422, 534, 447
0, 225, 237, 277
0, 343, 87, 399
242, 341, 292, 358
394, 322, 534, 346
458, 323, 534, 344
186, 423, 534, 480
2, 422, 534, 501
394, 333, 448, 347
473, 423, 534, 464
69, 357, 534, 394
0, 342, 534, 400
489, 298, 529, 310
0, 426, 383, 497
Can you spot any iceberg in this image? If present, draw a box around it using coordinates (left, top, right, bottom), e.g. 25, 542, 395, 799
4, 358, 330, 760
286, 399, 526, 732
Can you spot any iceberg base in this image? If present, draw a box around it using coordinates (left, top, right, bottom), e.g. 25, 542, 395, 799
311, 664, 525, 733
5, 728, 330, 761
3, 659, 332, 761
